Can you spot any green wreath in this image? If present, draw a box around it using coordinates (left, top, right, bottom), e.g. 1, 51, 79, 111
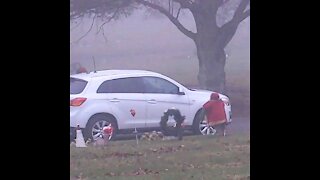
160, 108, 185, 140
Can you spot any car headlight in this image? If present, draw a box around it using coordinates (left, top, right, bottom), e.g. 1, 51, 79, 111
221, 98, 231, 106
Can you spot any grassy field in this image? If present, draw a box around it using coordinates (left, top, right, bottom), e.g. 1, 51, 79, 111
70, 133, 250, 180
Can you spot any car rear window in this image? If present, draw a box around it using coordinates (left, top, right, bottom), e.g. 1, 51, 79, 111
70, 77, 88, 94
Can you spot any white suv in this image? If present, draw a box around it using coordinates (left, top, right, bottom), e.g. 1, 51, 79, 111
70, 70, 231, 141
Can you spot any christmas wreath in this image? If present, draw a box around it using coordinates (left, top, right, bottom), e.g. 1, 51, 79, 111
160, 108, 185, 140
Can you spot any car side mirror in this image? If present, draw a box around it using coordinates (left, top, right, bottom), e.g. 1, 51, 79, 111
177, 88, 185, 95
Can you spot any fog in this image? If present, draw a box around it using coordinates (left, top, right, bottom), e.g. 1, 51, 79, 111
70, 9, 249, 81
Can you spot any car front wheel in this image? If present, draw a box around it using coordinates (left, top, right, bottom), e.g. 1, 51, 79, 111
193, 109, 217, 135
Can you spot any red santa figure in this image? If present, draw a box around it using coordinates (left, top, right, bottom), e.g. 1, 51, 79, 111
203, 92, 228, 136
102, 124, 113, 142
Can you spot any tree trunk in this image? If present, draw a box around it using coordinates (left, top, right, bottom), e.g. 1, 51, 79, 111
194, 21, 227, 93
191, 3, 228, 94
134, 0, 249, 94
196, 40, 226, 93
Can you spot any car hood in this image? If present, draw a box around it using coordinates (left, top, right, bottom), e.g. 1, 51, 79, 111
188, 88, 229, 101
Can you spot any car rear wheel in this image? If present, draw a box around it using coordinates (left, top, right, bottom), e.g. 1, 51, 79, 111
85, 114, 117, 141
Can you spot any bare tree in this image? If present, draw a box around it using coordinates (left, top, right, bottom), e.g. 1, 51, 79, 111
71, 0, 250, 93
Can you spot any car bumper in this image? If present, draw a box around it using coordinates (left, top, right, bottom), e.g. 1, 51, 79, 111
70, 109, 87, 128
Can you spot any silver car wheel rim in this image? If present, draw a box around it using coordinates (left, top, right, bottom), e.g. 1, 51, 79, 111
199, 119, 216, 135
92, 120, 112, 141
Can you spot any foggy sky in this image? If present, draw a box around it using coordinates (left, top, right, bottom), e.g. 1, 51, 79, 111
70, 9, 249, 77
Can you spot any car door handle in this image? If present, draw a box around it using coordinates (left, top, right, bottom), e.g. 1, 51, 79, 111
147, 99, 157, 104
109, 98, 120, 102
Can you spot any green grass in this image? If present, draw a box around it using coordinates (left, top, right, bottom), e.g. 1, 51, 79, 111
70, 133, 250, 180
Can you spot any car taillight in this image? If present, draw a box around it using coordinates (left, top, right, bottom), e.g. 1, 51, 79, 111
70, 97, 87, 106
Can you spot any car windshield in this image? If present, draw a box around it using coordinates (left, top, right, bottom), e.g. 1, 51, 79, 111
70, 77, 88, 94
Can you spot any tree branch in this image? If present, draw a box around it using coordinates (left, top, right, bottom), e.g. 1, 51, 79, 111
220, 10, 249, 48
171, 0, 174, 15
176, 7, 181, 19
219, 0, 250, 47
173, 0, 193, 9
238, 9, 250, 23
233, 0, 250, 21
72, 14, 97, 44
136, 0, 196, 40
96, 8, 120, 34
101, 26, 108, 43
70, 13, 83, 20
70, 18, 83, 31
221, 0, 250, 30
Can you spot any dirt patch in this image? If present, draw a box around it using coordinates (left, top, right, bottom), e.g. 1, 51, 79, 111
105, 168, 161, 177
148, 145, 185, 154
106, 152, 143, 158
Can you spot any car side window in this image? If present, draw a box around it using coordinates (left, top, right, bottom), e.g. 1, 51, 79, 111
97, 77, 145, 93
70, 77, 88, 94
142, 77, 179, 94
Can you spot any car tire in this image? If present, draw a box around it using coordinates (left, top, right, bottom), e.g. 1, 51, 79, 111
84, 114, 118, 142
193, 108, 206, 135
